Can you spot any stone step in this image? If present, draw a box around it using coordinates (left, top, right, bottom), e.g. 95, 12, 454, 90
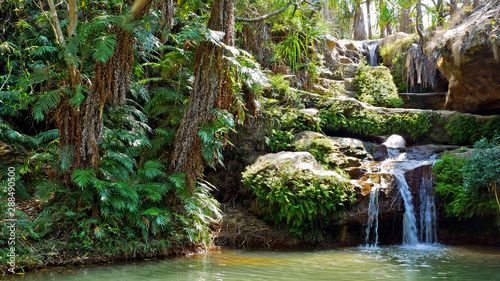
317, 77, 345, 89
398, 92, 446, 110
343, 78, 356, 92
340, 63, 359, 78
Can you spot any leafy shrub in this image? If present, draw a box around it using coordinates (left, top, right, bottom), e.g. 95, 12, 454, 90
355, 60, 403, 108
462, 135, 500, 215
242, 165, 356, 241
445, 115, 500, 145
319, 100, 433, 138
434, 138, 500, 221
266, 129, 295, 152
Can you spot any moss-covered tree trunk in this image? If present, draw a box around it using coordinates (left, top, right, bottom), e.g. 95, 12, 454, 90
170, 0, 235, 188
49, 0, 153, 180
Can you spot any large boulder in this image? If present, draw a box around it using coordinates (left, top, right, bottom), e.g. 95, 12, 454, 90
428, 0, 500, 114
243, 151, 347, 181
293, 131, 373, 168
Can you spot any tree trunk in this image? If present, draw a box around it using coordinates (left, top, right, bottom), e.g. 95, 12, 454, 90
400, 8, 411, 33
76, 28, 134, 170
473, 0, 480, 8
366, 0, 372, 39
463, 0, 470, 6
416, 0, 425, 42
170, 0, 235, 188
416, 0, 424, 32
353, 5, 367, 40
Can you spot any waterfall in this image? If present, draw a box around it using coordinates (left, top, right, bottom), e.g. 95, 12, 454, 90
360, 135, 438, 247
365, 187, 380, 247
419, 164, 437, 243
368, 43, 378, 66
394, 173, 419, 246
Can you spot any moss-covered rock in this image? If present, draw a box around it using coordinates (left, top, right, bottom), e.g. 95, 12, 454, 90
241, 151, 356, 241
355, 61, 402, 108
293, 131, 372, 169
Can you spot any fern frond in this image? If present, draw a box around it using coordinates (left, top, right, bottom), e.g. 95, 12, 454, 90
93, 34, 117, 63
103, 150, 135, 173
72, 168, 96, 188
31, 45, 58, 57
35, 129, 59, 144
142, 160, 166, 180
32, 90, 61, 121
59, 145, 75, 172
167, 173, 186, 191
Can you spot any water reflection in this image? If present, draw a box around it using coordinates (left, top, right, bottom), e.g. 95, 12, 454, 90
12, 245, 500, 281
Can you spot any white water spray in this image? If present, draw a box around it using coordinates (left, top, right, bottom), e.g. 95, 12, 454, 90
365, 186, 380, 247
368, 43, 378, 66
419, 164, 437, 243
362, 135, 437, 247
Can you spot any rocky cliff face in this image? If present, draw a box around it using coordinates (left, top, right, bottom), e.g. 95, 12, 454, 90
428, 0, 500, 114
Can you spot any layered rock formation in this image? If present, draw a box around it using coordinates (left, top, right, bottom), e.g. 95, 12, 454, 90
428, 0, 500, 114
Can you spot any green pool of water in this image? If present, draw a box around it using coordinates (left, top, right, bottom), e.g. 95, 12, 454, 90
13, 245, 500, 280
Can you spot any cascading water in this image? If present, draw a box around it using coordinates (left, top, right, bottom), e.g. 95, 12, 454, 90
394, 173, 419, 246
419, 165, 437, 243
368, 43, 378, 66
383, 135, 419, 246
365, 186, 380, 247
362, 135, 438, 247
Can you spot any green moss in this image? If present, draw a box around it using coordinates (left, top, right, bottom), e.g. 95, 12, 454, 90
379, 34, 418, 65
242, 165, 355, 241
354, 60, 402, 108
319, 100, 433, 139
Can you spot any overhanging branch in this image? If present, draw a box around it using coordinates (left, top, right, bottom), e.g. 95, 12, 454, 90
235, 2, 292, 22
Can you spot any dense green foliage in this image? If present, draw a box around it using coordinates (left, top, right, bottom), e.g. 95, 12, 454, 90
266, 129, 295, 152
242, 165, 356, 241
433, 136, 500, 222
355, 60, 403, 107
444, 115, 500, 145
319, 100, 433, 139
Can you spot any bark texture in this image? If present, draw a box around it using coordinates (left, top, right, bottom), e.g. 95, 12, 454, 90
76, 28, 134, 169
170, 0, 235, 188
353, 6, 367, 40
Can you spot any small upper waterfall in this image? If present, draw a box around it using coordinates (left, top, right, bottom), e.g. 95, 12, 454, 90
367, 42, 378, 66
361, 135, 438, 247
